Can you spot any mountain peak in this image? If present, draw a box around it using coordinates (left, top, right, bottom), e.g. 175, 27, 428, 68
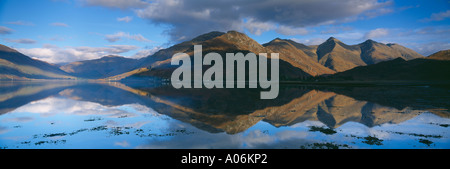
267, 37, 287, 43
221, 30, 257, 44
101, 55, 124, 58
223, 30, 251, 39
190, 31, 225, 43
226, 30, 242, 34
364, 39, 376, 43
326, 37, 341, 42
263, 38, 294, 48
320, 37, 346, 47
360, 39, 379, 46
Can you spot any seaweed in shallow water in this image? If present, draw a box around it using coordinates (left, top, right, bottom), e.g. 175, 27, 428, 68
309, 126, 337, 135
362, 136, 383, 145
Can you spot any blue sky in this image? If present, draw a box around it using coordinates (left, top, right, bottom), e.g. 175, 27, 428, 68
0, 0, 449, 63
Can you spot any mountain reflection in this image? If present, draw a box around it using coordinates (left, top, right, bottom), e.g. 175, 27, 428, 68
123, 83, 449, 133
0, 81, 448, 135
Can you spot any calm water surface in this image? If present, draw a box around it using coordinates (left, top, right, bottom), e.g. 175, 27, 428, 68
0, 81, 449, 149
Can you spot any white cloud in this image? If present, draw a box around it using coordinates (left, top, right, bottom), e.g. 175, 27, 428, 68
334, 32, 365, 40
291, 38, 326, 46
243, 18, 276, 36
321, 26, 354, 34
117, 16, 133, 23
132, 46, 165, 58
421, 10, 450, 22
410, 42, 450, 56
0, 26, 14, 34
48, 35, 67, 41
276, 25, 310, 36
368, 26, 450, 56
105, 32, 151, 42
132, 0, 393, 41
42, 44, 59, 49
364, 6, 394, 18
16, 45, 139, 63
79, 0, 149, 9
74, 45, 139, 54
63, 0, 394, 43
50, 22, 70, 27
6, 21, 35, 26
4, 38, 37, 44
364, 28, 389, 39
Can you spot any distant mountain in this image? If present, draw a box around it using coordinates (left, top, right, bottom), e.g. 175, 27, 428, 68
0, 44, 74, 80
361, 40, 423, 64
60, 55, 139, 79
315, 37, 423, 72
427, 49, 450, 60
323, 49, 450, 82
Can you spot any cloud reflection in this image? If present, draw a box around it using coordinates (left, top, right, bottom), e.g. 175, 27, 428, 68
12, 97, 150, 118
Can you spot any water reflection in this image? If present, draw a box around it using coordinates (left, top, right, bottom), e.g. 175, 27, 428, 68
0, 81, 448, 149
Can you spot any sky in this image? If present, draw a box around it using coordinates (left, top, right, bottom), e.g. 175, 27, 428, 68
0, 0, 449, 63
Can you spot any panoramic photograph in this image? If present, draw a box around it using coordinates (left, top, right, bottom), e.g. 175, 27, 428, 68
0, 0, 449, 157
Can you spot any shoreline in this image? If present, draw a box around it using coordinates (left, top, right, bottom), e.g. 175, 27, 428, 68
2, 78, 450, 87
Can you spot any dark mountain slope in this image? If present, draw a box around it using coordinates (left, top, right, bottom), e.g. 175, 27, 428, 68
60, 55, 139, 79
0, 44, 74, 79
324, 56, 450, 82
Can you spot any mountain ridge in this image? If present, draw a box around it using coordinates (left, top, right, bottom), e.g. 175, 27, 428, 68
263, 38, 336, 76
323, 57, 450, 82
59, 55, 139, 79
0, 44, 74, 79
427, 49, 450, 60
0, 30, 443, 82
111, 31, 427, 81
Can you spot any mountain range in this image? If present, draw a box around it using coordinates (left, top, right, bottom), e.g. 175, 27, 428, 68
321, 49, 450, 82
0, 30, 449, 83
59, 55, 139, 79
